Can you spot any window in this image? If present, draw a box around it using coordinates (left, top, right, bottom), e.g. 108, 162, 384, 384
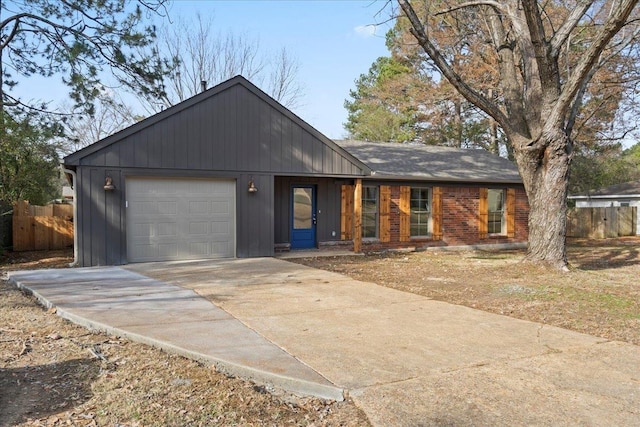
410, 188, 430, 237
488, 189, 505, 234
362, 186, 378, 238
620, 201, 630, 207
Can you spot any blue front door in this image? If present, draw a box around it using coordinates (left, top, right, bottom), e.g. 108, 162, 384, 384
290, 185, 316, 249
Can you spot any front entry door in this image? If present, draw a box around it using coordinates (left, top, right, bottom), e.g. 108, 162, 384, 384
291, 185, 316, 249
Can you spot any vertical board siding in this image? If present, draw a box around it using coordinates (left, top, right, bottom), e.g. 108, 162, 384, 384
274, 177, 289, 244
432, 187, 443, 240
105, 144, 120, 167
478, 187, 489, 239
506, 188, 516, 238
258, 101, 270, 172
105, 170, 123, 264
76, 84, 365, 176
341, 185, 354, 240
353, 179, 362, 252
236, 174, 274, 257
89, 168, 106, 265
379, 185, 391, 242
148, 126, 160, 168
70, 79, 371, 266
266, 106, 277, 171
399, 186, 411, 242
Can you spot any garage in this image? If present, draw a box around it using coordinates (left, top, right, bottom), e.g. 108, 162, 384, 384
126, 178, 235, 262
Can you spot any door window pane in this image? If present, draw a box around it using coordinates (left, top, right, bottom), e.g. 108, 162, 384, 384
293, 188, 312, 229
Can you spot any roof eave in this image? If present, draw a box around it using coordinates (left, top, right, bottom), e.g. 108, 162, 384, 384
365, 173, 523, 184
569, 194, 640, 199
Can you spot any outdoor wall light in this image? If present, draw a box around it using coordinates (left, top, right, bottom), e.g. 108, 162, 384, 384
248, 179, 258, 193
104, 176, 115, 191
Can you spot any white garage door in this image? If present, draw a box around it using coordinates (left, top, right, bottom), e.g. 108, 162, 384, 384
126, 178, 235, 262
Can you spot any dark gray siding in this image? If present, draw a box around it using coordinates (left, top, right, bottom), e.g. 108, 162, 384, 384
236, 173, 274, 258
74, 167, 275, 266
76, 167, 125, 266
66, 77, 369, 266
274, 176, 345, 246
76, 85, 365, 176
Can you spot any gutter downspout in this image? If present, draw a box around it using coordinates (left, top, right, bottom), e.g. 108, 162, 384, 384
62, 167, 78, 267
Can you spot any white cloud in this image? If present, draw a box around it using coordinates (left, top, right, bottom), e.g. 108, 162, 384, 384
353, 24, 376, 38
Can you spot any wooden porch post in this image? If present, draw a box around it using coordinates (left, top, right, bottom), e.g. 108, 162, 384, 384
353, 178, 362, 253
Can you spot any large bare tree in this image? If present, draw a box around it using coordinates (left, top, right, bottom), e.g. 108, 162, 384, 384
397, 0, 639, 269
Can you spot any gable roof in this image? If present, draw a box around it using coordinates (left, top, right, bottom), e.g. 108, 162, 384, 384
64, 76, 370, 176
336, 140, 522, 184
569, 180, 640, 199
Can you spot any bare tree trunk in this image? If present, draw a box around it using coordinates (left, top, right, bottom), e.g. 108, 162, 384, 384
514, 130, 571, 270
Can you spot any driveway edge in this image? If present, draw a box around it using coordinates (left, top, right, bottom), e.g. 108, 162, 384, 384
9, 277, 346, 402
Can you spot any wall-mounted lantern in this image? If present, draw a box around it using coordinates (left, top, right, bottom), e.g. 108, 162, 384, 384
104, 176, 115, 191
248, 179, 258, 193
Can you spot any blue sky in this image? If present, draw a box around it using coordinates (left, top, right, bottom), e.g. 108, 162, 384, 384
13, 0, 394, 140
169, 0, 394, 138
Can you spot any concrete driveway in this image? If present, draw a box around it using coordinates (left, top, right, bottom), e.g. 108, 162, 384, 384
126, 258, 639, 427
9, 258, 640, 426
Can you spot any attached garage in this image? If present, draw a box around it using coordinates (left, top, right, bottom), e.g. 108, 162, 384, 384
63, 76, 526, 267
126, 178, 235, 262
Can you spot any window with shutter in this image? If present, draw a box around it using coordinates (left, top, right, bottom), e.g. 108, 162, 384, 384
340, 185, 354, 240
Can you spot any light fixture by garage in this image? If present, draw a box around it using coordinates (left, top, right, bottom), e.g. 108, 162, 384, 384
104, 176, 115, 191
248, 178, 258, 193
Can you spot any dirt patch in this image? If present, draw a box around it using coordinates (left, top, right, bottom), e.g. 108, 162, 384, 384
0, 249, 369, 426
293, 237, 640, 346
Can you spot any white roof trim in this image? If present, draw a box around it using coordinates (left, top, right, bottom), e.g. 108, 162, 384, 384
569, 194, 640, 199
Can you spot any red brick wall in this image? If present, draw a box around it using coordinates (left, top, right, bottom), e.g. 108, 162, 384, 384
360, 185, 529, 253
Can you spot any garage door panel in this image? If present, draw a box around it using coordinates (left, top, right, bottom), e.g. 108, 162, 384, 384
157, 222, 177, 236
126, 178, 235, 262
188, 221, 209, 235
188, 200, 210, 214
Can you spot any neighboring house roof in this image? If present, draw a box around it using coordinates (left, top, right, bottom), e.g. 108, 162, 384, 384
336, 140, 522, 184
569, 180, 640, 199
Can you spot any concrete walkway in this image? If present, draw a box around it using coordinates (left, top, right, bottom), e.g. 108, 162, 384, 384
6, 266, 342, 400
9, 258, 640, 426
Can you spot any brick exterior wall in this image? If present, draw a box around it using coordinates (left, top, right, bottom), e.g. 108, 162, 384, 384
359, 184, 529, 253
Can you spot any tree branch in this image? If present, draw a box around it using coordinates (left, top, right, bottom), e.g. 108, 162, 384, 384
397, 0, 512, 134
521, 0, 558, 93
566, 64, 598, 137
0, 15, 23, 50
548, 0, 639, 130
434, 1, 505, 16
550, 0, 594, 58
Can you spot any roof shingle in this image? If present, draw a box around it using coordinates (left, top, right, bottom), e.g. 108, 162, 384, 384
336, 140, 522, 184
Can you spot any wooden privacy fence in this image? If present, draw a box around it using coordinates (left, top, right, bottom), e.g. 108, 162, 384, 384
13, 200, 74, 251
567, 206, 637, 238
